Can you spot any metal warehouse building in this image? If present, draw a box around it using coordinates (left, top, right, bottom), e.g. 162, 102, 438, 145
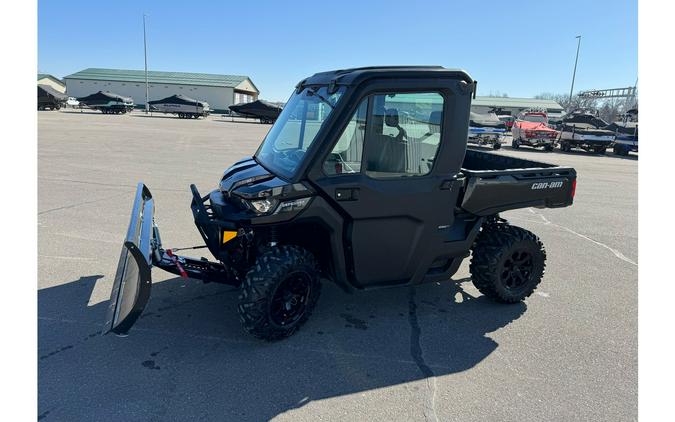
38, 73, 66, 93
471, 96, 565, 119
63, 68, 259, 112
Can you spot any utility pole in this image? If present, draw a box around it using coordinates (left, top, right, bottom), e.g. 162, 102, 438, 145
568, 35, 582, 107
143, 14, 149, 113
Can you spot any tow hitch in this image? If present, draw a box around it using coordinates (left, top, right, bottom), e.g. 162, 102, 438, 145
104, 183, 237, 335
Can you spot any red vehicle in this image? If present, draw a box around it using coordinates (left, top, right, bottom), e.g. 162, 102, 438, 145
511, 110, 559, 151
498, 115, 515, 131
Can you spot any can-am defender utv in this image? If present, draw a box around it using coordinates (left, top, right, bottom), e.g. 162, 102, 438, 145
107, 66, 577, 341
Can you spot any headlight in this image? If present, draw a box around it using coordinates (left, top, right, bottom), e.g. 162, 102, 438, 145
249, 198, 278, 214
274, 197, 311, 214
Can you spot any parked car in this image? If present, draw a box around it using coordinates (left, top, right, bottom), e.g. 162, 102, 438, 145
511, 110, 559, 151
106, 66, 577, 341
558, 109, 614, 154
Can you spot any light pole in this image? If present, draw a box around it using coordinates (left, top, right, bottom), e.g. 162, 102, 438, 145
143, 14, 149, 113
568, 35, 582, 107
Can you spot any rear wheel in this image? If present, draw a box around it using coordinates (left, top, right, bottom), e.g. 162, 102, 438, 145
614, 144, 626, 156
543, 144, 554, 152
493, 142, 501, 150
238, 245, 321, 341
470, 223, 546, 303
512, 138, 520, 149
594, 146, 606, 154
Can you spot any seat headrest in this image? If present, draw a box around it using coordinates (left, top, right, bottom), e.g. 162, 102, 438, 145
385, 108, 399, 127
428, 110, 442, 134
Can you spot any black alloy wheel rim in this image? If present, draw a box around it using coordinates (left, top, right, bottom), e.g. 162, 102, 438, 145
500, 249, 534, 291
270, 272, 312, 327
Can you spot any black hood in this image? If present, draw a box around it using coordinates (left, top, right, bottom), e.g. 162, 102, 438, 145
219, 158, 286, 200
218, 157, 314, 213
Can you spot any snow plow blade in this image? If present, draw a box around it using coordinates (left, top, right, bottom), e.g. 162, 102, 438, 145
105, 183, 155, 335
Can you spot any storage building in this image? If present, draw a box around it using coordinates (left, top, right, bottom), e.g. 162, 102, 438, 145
472, 96, 565, 120
63, 68, 259, 112
38, 74, 66, 93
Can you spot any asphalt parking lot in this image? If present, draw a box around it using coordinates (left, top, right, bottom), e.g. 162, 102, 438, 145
38, 110, 637, 421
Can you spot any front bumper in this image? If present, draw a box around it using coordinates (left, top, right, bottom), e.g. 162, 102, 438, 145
190, 184, 239, 257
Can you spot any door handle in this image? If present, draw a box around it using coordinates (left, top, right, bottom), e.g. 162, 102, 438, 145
440, 180, 454, 190
335, 188, 359, 201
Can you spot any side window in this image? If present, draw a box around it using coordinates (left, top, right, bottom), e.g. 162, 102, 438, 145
323, 100, 368, 175
366, 92, 444, 178
323, 92, 443, 177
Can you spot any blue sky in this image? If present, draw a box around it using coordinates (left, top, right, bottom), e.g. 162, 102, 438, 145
38, 0, 637, 102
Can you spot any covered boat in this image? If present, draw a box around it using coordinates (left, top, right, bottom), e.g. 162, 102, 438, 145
558, 110, 614, 153
606, 120, 638, 156
229, 100, 282, 123
77, 91, 134, 114
148, 94, 211, 119
37, 84, 68, 110
468, 112, 507, 149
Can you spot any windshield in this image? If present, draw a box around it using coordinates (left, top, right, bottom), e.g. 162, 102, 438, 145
255, 86, 345, 179
523, 114, 547, 123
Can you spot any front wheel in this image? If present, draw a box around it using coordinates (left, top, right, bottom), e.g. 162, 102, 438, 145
512, 138, 520, 149
238, 245, 321, 341
470, 223, 546, 303
493, 142, 502, 150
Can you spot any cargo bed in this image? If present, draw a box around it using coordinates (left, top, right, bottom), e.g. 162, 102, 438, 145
459, 149, 576, 215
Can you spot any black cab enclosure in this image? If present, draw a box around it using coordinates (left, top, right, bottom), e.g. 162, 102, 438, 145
107, 66, 576, 339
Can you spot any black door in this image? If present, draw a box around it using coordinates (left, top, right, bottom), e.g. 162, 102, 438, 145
311, 91, 463, 288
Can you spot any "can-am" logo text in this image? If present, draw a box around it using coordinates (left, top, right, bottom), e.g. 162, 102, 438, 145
531, 181, 564, 190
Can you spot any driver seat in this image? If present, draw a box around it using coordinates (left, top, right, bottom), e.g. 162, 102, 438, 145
366, 108, 407, 174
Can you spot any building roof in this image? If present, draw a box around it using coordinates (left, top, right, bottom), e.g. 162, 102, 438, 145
63, 68, 258, 92
473, 96, 563, 111
37, 73, 64, 85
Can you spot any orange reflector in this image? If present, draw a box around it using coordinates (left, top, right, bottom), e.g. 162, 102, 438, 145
222, 231, 238, 244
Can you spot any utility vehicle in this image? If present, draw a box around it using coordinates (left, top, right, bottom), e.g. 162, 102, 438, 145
106, 66, 577, 340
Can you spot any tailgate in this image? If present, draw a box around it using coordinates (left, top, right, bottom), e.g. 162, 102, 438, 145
104, 183, 156, 335
460, 169, 576, 216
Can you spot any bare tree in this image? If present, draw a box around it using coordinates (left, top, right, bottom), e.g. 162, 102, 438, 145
535, 92, 597, 111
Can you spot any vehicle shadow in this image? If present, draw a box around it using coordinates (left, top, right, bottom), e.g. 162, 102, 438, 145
58, 109, 115, 115
129, 114, 205, 120
504, 145, 638, 160
39, 274, 526, 421
213, 117, 271, 125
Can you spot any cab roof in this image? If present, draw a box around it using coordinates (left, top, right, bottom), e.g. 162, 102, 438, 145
298, 66, 474, 88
